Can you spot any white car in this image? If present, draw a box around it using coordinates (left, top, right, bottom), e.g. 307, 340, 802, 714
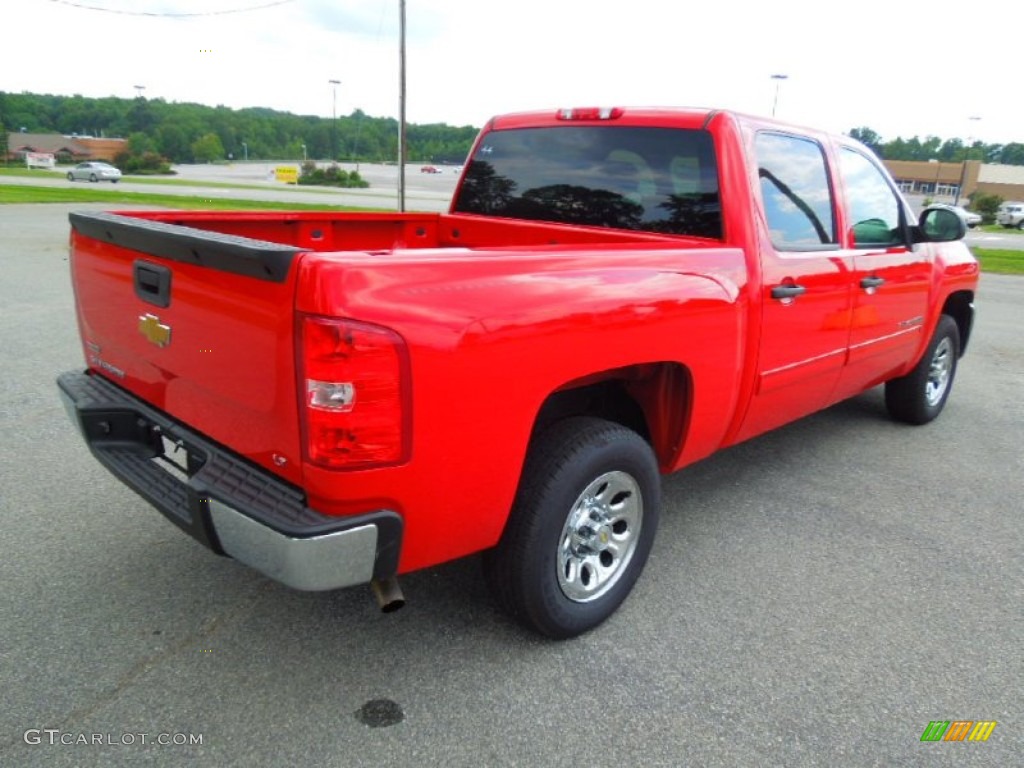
996, 202, 1024, 229
67, 162, 122, 183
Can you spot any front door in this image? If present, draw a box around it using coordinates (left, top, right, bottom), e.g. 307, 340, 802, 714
832, 146, 932, 401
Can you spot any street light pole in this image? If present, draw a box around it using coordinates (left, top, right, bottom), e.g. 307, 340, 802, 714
133, 84, 146, 99
954, 115, 981, 207
329, 79, 341, 162
242, 141, 248, 161
770, 74, 788, 117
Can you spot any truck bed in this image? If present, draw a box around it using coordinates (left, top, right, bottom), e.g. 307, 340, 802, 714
71, 209, 701, 260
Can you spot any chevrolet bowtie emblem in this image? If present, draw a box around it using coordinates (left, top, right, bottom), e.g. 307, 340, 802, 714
138, 313, 172, 348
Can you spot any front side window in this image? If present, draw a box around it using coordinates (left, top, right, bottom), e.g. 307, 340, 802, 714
839, 147, 904, 247
755, 132, 837, 250
453, 126, 722, 239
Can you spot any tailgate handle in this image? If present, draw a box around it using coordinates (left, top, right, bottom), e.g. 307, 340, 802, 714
133, 260, 172, 308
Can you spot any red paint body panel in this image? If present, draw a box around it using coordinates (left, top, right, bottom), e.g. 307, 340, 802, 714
65, 107, 979, 579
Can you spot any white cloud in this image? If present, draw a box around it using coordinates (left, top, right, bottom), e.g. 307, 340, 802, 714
4, 0, 1021, 144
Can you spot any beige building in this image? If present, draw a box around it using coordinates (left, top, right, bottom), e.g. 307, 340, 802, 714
5, 133, 127, 163
884, 159, 1024, 203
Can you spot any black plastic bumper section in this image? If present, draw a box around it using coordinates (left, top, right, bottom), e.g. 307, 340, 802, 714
56, 370, 402, 583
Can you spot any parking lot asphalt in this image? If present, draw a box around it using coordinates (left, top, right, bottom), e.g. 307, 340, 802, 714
0, 204, 1020, 767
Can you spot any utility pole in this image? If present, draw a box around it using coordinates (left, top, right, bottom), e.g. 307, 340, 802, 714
398, 0, 407, 212
329, 79, 341, 162
770, 74, 788, 117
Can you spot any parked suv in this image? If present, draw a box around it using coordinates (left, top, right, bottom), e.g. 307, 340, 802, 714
996, 202, 1024, 229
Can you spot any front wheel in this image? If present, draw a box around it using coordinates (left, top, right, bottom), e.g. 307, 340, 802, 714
885, 315, 960, 424
484, 417, 660, 639
66, 172, 74, 181
89, 174, 98, 182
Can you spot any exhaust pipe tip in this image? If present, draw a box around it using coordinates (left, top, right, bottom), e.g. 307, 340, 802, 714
371, 577, 405, 613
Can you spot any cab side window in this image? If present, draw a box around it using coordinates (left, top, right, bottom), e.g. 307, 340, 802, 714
839, 148, 903, 247
755, 132, 837, 250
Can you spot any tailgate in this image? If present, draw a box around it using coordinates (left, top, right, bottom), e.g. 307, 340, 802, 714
69, 211, 305, 485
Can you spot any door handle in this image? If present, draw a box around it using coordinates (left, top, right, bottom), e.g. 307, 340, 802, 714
860, 276, 885, 290
770, 284, 807, 300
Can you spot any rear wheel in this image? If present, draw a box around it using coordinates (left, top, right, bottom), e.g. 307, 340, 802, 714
66, 172, 74, 181
484, 417, 660, 639
885, 315, 960, 424
89, 174, 98, 182
1017, 220, 1024, 231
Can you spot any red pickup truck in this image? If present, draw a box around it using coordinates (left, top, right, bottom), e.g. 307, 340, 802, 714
58, 107, 978, 638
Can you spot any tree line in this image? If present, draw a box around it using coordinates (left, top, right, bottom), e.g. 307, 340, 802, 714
0, 91, 480, 165
7, 92, 1022, 169
848, 127, 1024, 165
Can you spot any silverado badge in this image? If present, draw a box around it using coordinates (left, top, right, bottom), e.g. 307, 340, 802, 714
138, 313, 172, 348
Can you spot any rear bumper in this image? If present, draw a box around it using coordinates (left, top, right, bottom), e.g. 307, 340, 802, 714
56, 370, 402, 591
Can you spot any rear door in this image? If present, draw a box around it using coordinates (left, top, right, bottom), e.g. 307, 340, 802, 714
735, 130, 855, 442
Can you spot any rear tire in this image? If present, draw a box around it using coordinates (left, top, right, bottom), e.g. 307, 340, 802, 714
484, 417, 660, 639
89, 174, 97, 182
66, 172, 74, 181
885, 315, 960, 425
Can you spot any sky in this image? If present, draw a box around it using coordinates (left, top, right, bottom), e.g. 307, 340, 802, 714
4, 0, 1020, 145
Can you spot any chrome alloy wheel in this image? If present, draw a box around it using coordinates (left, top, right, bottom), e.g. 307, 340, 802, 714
925, 337, 954, 407
557, 470, 643, 603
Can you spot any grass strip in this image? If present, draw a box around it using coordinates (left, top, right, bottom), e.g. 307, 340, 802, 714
971, 248, 1024, 275
0, 183, 378, 211
0, 167, 385, 196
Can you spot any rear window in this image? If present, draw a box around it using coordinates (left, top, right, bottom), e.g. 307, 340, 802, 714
453, 126, 721, 238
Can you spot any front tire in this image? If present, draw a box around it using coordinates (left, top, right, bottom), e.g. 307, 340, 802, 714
66, 172, 74, 181
885, 315, 960, 424
484, 417, 660, 639
89, 174, 98, 182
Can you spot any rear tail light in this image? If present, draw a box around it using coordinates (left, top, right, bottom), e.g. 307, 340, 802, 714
298, 315, 411, 469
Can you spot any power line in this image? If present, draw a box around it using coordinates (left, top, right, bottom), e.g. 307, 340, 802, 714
46, 0, 295, 17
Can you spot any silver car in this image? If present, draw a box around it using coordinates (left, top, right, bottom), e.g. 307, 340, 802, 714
67, 162, 122, 183
924, 203, 982, 229
950, 205, 982, 229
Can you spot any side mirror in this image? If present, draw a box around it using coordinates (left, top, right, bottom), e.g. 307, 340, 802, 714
918, 206, 967, 242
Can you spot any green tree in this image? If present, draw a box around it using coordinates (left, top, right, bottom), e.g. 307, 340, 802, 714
191, 132, 225, 163
969, 192, 1003, 222
128, 131, 155, 155
849, 126, 883, 156
998, 143, 1024, 165
156, 124, 190, 162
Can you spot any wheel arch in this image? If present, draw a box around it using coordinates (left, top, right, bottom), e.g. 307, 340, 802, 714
941, 290, 974, 357
531, 362, 692, 472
